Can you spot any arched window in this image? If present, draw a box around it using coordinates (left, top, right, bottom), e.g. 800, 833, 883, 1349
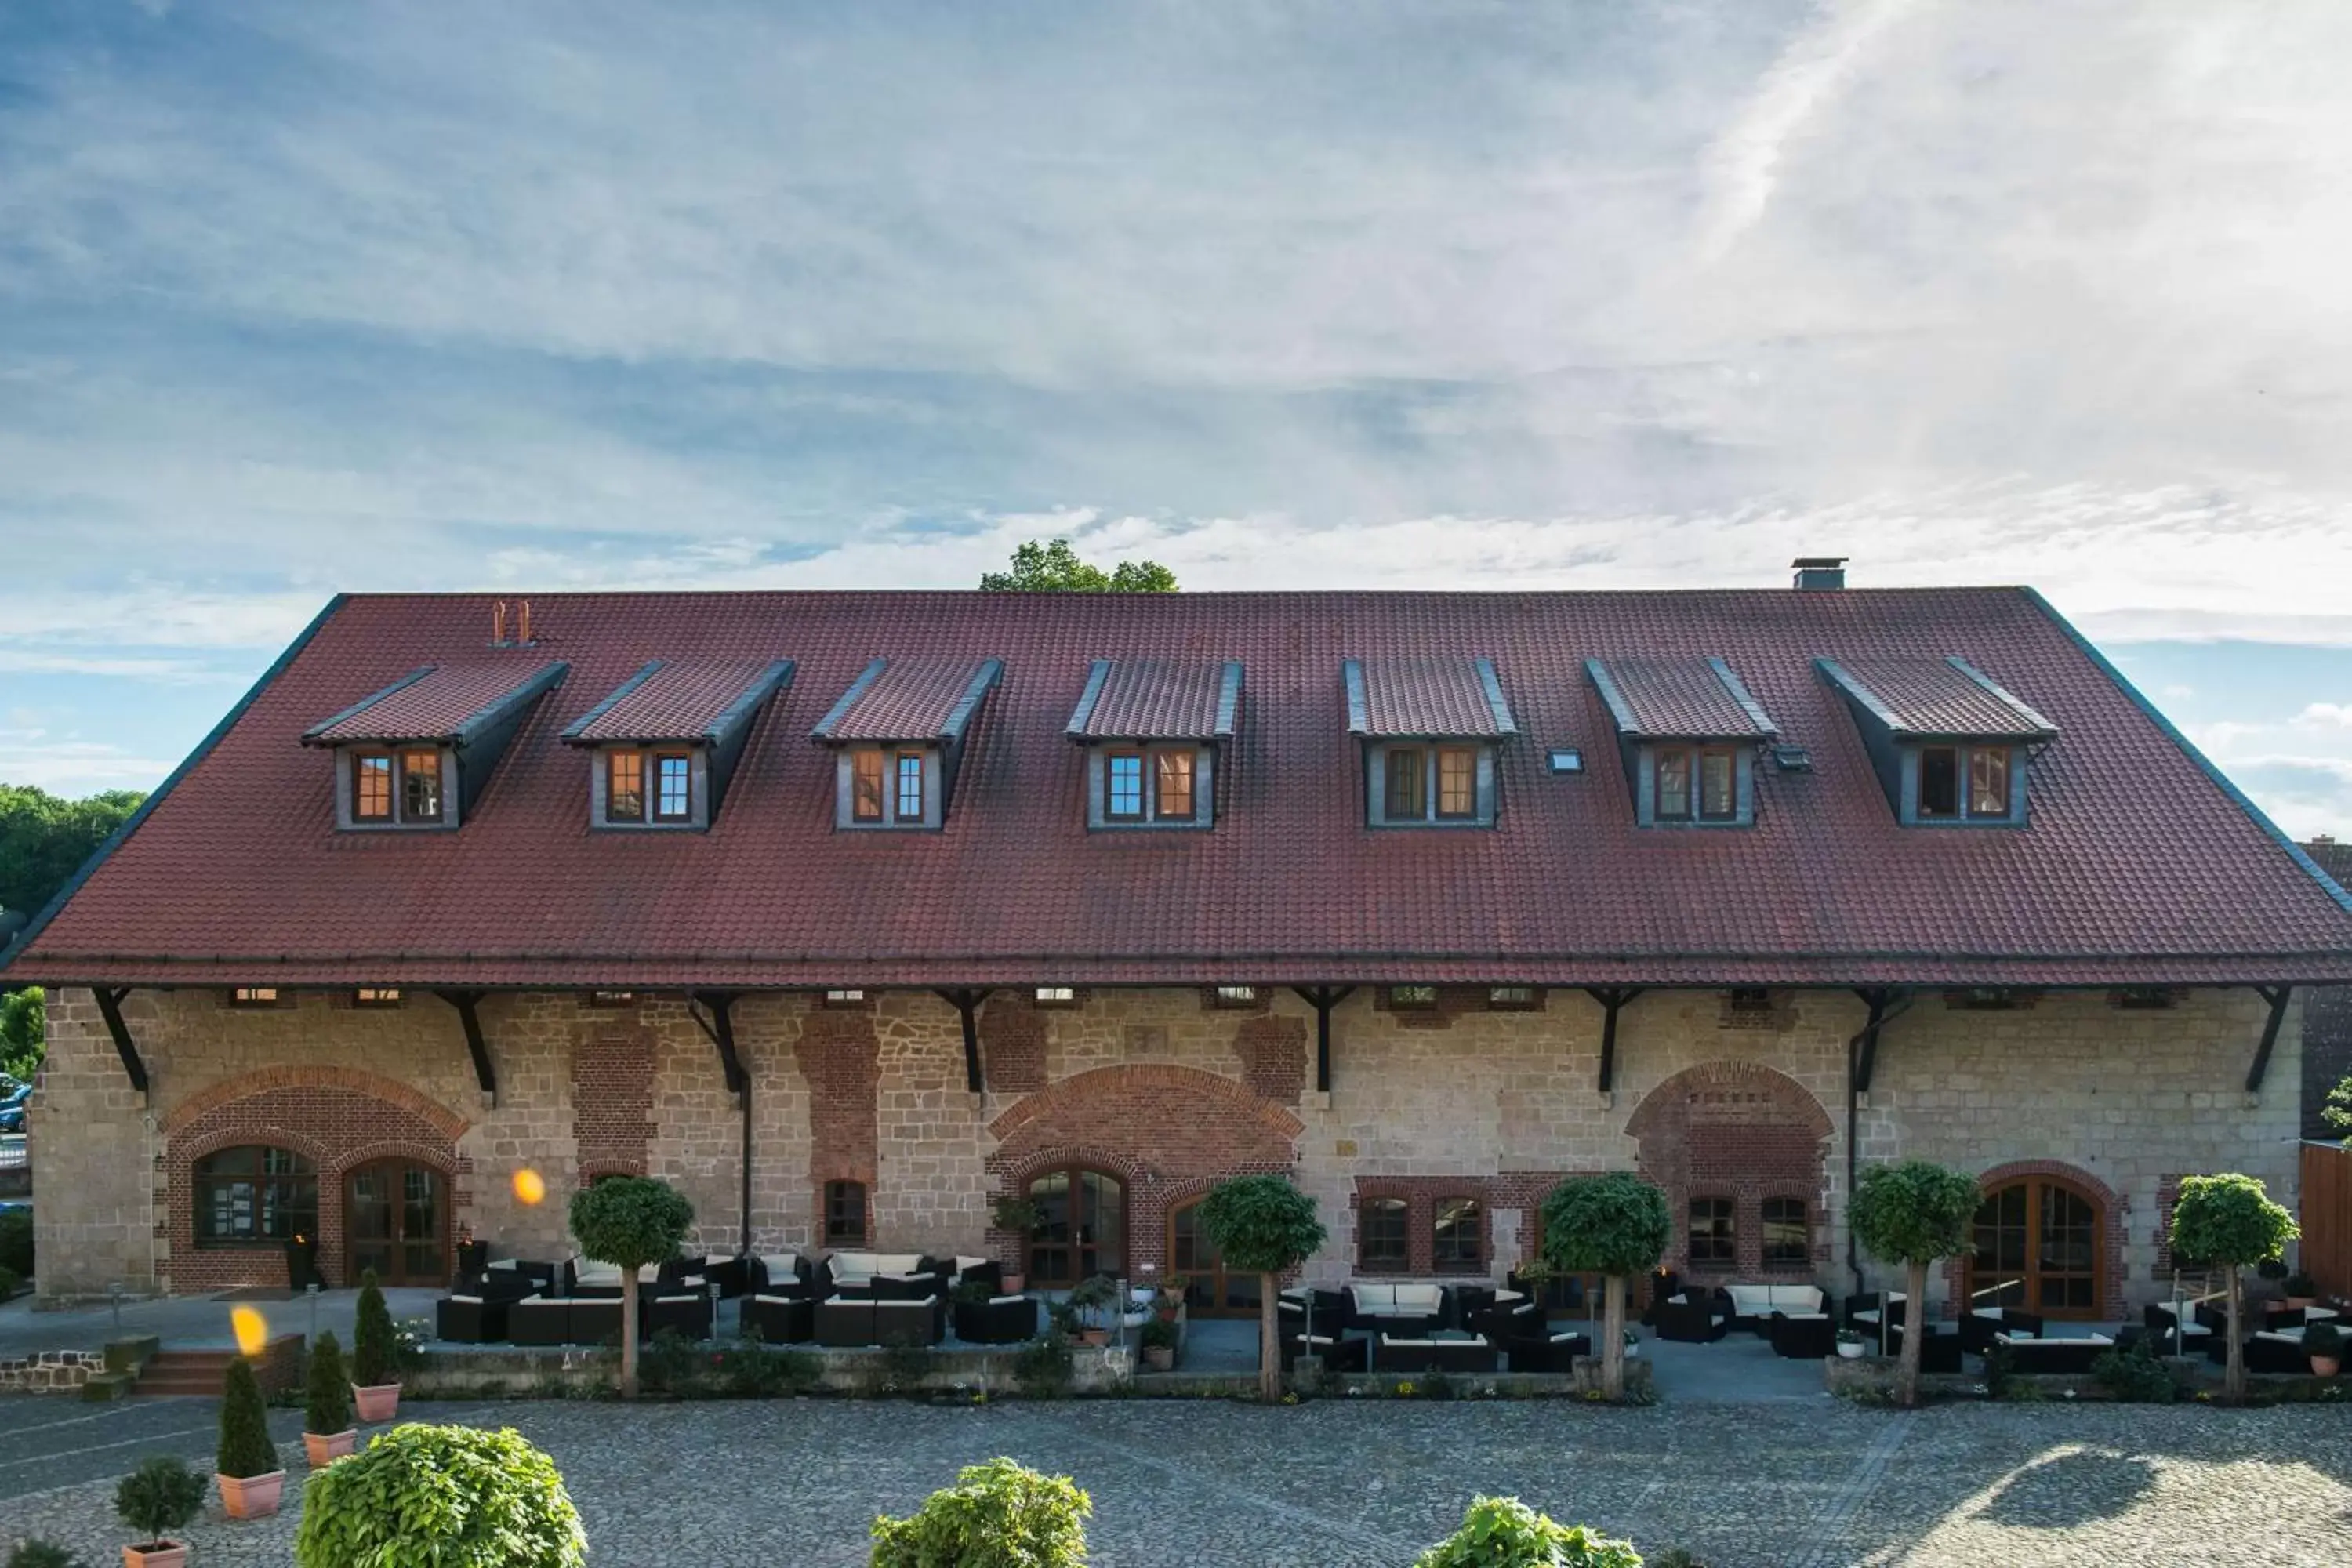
1967, 1174, 2104, 1319
194, 1146, 318, 1248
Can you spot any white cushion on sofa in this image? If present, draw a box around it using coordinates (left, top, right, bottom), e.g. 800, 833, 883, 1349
989, 1294, 1028, 1307
447, 1294, 483, 1305
1351, 1283, 1396, 1310
1394, 1283, 1444, 1312
1723, 1284, 1824, 1317
2255, 1328, 2303, 1346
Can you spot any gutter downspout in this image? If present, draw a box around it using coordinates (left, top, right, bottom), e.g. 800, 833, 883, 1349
1845, 990, 1892, 1298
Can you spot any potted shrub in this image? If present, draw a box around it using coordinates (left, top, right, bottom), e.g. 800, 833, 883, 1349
1065, 1275, 1117, 1346
1849, 1159, 1984, 1409
992, 1196, 1040, 1294
303, 1330, 356, 1465
214, 1356, 285, 1519
1413, 1496, 1642, 1568
1138, 1316, 1178, 1371
349, 1270, 401, 1422
1153, 1274, 1189, 1321
2172, 1173, 2300, 1401
872, 1457, 1090, 1567
2282, 1272, 2318, 1309
116, 1454, 205, 1568
1835, 1328, 1867, 1360
568, 1175, 695, 1399
2305, 1319, 2343, 1378
294, 1423, 584, 1568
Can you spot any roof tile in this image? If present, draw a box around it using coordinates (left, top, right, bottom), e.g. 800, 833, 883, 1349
1589, 657, 1776, 739
1346, 657, 1516, 738
1822, 657, 2056, 739
1068, 659, 1239, 740
563, 659, 790, 745
812, 658, 1000, 743
302, 662, 563, 745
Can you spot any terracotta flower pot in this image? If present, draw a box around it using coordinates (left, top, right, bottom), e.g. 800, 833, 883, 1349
2313, 1356, 2342, 1377
1080, 1329, 1109, 1347
1002, 1274, 1025, 1294
1142, 1345, 1174, 1372
352, 1382, 401, 1423
123, 1540, 190, 1567
219, 1467, 286, 1519
305, 1428, 358, 1465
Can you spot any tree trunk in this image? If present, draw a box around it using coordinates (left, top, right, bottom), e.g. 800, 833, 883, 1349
1898, 1259, 1927, 1408
1258, 1272, 1280, 1403
620, 1270, 641, 1400
1602, 1273, 1625, 1400
2225, 1266, 2245, 1403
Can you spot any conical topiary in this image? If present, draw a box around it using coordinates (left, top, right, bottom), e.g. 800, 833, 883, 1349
307, 1330, 353, 1435
217, 1356, 279, 1479
351, 1269, 394, 1387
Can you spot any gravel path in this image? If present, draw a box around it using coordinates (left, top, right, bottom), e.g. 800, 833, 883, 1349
1, 1396, 2345, 1566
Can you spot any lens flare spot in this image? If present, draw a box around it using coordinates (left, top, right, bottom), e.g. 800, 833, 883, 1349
231, 1305, 269, 1357
513, 1168, 546, 1207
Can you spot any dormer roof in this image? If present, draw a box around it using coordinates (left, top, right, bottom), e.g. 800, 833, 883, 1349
810, 657, 1003, 746
300, 661, 566, 747
1817, 656, 2057, 742
1065, 659, 1242, 742
1343, 657, 1516, 739
561, 659, 793, 746
1587, 656, 1777, 741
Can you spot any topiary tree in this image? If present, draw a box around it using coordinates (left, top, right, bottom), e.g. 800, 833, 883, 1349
351, 1269, 395, 1388
870, 1456, 1091, 1568
1196, 1174, 1327, 1403
1413, 1496, 1644, 1568
307, 1329, 353, 1436
568, 1175, 695, 1399
2171, 1172, 2299, 1401
217, 1355, 279, 1479
1847, 1160, 1981, 1408
294, 1422, 585, 1568
1539, 1172, 1671, 1400
116, 1455, 205, 1552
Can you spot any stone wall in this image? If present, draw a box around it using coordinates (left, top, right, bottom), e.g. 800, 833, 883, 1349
27, 982, 2298, 1317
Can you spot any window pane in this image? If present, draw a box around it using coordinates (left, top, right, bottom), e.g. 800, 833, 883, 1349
1762, 1198, 1808, 1265
1385, 747, 1426, 818
1389, 985, 1437, 1007
1919, 746, 1960, 818
826, 1181, 866, 1244
1155, 750, 1196, 821
354, 754, 393, 820
1969, 747, 2011, 818
852, 751, 885, 820
895, 753, 924, 821
1488, 985, 1534, 1007
1359, 1196, 1409, 1271
1436, 748, 1476, 818
401, 750, 442, 821
607, 751, 644, 822
1687, 1196, 1734, 1265
1657, 748, 1691, 819
1699, 750, 1736, 820
194, 1146, 316, 1246
1106, 753, 1145, 818
655, 754, 691, 819
1432, 1198, 1482, 1271
1214, 985, 1257, 1004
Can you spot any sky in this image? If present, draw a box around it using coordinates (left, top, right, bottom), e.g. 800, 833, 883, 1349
2, 1, 2350, 839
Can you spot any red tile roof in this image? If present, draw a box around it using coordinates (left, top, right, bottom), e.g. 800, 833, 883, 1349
1821, 657, 2056, 740
1589, 657, 1777, 739
301, 661, 564, 745
811, 657, 1001, 743
10, 588, 2352, 990
563, 659, 792, 745
1346, 657, 1517, 738
1067, 660, 1240, 741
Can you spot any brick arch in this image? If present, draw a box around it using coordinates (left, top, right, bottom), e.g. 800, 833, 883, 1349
163, 1065, 469, 1143
165, 1076, 463, 1296
985, 1065, 1303, 1281
1942, 1158, 2126, 1322
1625, 1060, 1835, 1282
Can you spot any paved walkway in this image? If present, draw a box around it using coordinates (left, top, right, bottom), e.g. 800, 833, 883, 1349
0, 1288, 445, 1359
1, 1394, 2345, 1565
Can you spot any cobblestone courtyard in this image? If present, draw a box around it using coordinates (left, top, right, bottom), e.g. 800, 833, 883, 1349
2, 1395, 2347, 1566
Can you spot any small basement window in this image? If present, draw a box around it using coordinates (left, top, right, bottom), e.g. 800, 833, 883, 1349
1486, 985, 1538, 1009
824, 989, 867, 1007
587, 991, 638, 1008
1212, 985, 1259, 1007
1388, 985, 1439, 1007
1034, 986, 1079, 1007
229, 987, 285, 1009
353, 988, 403, 1008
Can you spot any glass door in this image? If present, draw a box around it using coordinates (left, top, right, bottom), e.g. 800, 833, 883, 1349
1169, 1197, 1260, 1318
1025, 1167, 1125, 1287
1968, 1178, 2103, 1319
346, 1161, 447, 1287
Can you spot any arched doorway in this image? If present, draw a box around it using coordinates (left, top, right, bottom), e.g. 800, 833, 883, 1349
1168, 1196, 1261, 1319
347, 1160, 449, 1287
1025, 1165, 1124, 1287
1966, 1174, 2104, 1319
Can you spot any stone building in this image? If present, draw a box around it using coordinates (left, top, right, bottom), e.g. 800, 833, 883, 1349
7, 575, 2350, 1322
2302, 838, 2352, 1140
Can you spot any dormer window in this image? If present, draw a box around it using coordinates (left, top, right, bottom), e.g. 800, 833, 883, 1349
562, 658, 793, 833
1064, 659, 1239, 832
597, 747, 695, 826
1587, 658, 1777, 829
1344, 657, 1517, 829
1654, 745, 1737, 823
813, 657, 1001, 832
305, 659, 568, 833
1817, 657, 2055, 828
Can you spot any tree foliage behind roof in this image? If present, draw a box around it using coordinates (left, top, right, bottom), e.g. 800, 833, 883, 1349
1538, 1172, 1671, 1277
979, 539, 1177, 593
1849, 1160, 1983, 1266
2169, 1172, 2298, 1268
1196, 1174, 1325, 1275
568, 1175, 695, 1270
0, 784, 146, 921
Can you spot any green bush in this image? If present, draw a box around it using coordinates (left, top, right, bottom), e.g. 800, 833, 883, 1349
567, 1175, 695, 1399
294, 1422, 585, 1568
719, 1337, 822, 1398
1982, 1342, 2015, 1399
6, 1541, 85, 1568
1013, 1334, 1076, 1398
1196, 1174, 1327, 1403
2089, 1338, 2177, 1404
116, 1455, 205, 1544
0, 1264, 21, 1301
351, 1269, 395, 1387
2304, 1320, 2343, 1358
0, 1207, 31, 1279
879, 1342, 934, 1392
1413, 1496, 1644, 1567
1138, 1317, 1177, 1351
870, 1457, 1091, 1568
217, 1356, 280, 1478
307, 1330, 353, 1434
638, 1327, 708, 1395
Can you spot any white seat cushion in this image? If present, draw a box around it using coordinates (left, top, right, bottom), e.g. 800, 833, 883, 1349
750, 1294, 800, 1305
759, 1253, 803, 1282
1780, 1312, 1829, 1322
989, 1294, 1028, 1306
446, 1294, 483, 1305
1548, 1330, 1583, 1344
2255, 1329, 2303, 1346
1378, 1334, 1433, 1348
1351, 1283, 1397, 1311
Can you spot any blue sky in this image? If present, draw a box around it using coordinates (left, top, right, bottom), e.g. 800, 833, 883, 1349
2, 2, 2349, 838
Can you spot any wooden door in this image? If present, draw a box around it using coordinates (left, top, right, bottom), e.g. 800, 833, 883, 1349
347, 1161, 448, 1287
1168, 1197, 1261, 1319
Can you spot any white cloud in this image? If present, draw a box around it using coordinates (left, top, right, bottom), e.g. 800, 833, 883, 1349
2294, 702, 2352, 729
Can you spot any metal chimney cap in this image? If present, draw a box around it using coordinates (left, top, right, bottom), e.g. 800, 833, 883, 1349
1791, 557, 1849, 569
